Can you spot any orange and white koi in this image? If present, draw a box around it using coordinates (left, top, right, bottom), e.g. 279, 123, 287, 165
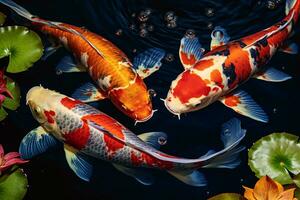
20, 86, 245, 186
163, 0, 299, 122
0, 0, 165, 123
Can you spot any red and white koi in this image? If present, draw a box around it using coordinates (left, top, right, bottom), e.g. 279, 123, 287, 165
163, 0, 299, 122
20, 86, 245, 186
0, 0, 165, 123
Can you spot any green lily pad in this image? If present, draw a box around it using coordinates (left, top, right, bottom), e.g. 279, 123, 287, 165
248, 133, 300, 185
2, 76, 20, 110
208, 193, 245, 200
293, 174, 300, 188
0, 168, 28, 200
0, 106, 8, 121
0, 26, 43, 73
0, 12, 6, 26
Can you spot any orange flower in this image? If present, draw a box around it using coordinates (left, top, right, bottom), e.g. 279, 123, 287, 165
243, 176, 297, 200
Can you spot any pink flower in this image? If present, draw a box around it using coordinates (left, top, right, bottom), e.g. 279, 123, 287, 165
0, 144, 28, 173
0, 68, 13, 106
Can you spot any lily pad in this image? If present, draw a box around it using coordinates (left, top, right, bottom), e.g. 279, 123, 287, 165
293, 174, 300, 188
0, 26, 43, 73
248, 133, 300, 185
2, 76, 21, 110
0, 12, 6, 26
208, 193, 245, 200
0, 168, 28, 200
0, 106, 7, 121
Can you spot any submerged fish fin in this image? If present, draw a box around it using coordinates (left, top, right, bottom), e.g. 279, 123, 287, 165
179, 35, 205, 70
210, 26, 230, 50
133, 48, 165, 79
201, 118, 246, 169
279, 42, 299, 54
56, 55, 86, 75
254, 67, 292, 82
19, 126, 58, 159
63, 144, 93, 182
219, 90, 269, 123
112, 164, 154, 185
168, 169, 207, 187
138, 132, 167, 149
42, 45, 61, 61
72, 82, 106, 102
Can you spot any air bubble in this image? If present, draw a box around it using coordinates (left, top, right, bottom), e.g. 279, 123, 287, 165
115, 29, 123, 36
165, 53, 174, 62
164, 11, 176, 22
138, 10, 150, 22
205, 8, 215, 17
129, 24, 136, 30
224, 128, 231, 136
167, 21, 177, 28
140, 23, 147, 29
147, 25, 154, 32
273, 108, 277, 113
148, 89, 157, 98
132, 49, 137, 53
158, 136, 167, 145
207, 22, 214, 30
139, 28, 148, 37
266, 0, 277, 9
185, 29, 196, 38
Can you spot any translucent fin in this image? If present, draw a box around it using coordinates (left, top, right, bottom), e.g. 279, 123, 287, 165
56, 56, 86, 75
64, 144, 93, 182
112, 164, 154, 185
254, 68, 292, 82
210, 26, 230, 50
42, 45, 61, 61
0, 0, 35, 21
72, 82, 106, 103
19, 126, 58, 159
279, 42, 299, 54
179, 36, 204, 70
220, 90, 269, 123
138, 132, 167, 149
133, 48, 165, 79
168, 170, 207, 187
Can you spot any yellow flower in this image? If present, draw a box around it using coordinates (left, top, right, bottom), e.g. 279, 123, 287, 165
243, 176, 297, 200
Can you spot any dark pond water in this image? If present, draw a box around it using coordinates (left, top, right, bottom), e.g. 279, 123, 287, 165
0, 0, 300, 199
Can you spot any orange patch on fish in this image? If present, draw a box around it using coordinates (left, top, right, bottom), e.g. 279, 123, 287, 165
224, 95, 241, 107
194, 59, 214, 71
64, 121, 90, 150
61, 97, 82, 109
210, 69, 224, 89
180, 51, 197, 67
173, 71, 211, 104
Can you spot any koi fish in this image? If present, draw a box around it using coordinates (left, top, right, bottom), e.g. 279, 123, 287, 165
163, 0, 299, 122
20, 86, 245, 186
0, 0, 166, 123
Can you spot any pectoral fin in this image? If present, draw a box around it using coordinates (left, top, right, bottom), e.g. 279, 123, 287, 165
133, 48, 165, 79
179, 35, 205, 70
210, 26, 230, 50
112, 164, 154, 185
64, 144, 93, 182
19, 126, 58, 159
72, 82, 106, 102
279, 42, 298, 54
56, 55, 86, 75
168, 169, 207, 187
254, 68, 292, 82
219, 90, 268, 123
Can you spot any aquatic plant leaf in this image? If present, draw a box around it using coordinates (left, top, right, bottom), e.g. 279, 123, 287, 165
2, 76, 20, 110
208, 193, 245, 200
0, 106, 7, 121
293, 174, 300, 188
0, 12, 6, 26
248, 133, 300, 185
0, 168, 28, 200
0, 26, 43, 73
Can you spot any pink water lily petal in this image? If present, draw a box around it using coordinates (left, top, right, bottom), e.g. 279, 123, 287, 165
0, 144, 4, 157
4, 152, 21, 160
3, 157, 28, 168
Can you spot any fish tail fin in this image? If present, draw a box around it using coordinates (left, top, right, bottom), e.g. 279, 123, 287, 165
166, 118, 245, 187
0, 0, 35, 21
286, 0, 300, 22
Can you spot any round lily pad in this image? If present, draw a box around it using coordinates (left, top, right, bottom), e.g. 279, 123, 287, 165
0, 168, 28, 200
0, 26, 43, 73
0, 106, 7, 121
208, 193, 245, 200
2, 76, 21, 110
248, 133, 300, 185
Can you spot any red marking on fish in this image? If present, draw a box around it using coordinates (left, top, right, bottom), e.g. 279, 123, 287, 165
131, 151, 144, 166
210, 69, 224, 89
64, 120, 90, 150
194, 59, 214, 71
44, 110, 55, 124
224, 95, 241, 107
180, 51, 197, 67
173, 71, 211, 104
82, 114, 125, 157
61, 97, 82, 109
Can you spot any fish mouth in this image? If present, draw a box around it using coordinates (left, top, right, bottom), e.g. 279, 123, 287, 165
160, 98, 181, 120
134, 109, 157, 125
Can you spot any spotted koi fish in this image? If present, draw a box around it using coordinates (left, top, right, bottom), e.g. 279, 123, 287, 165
163, 0, 299, 122
0, 0, 165, 123
20, 86, 245, 186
